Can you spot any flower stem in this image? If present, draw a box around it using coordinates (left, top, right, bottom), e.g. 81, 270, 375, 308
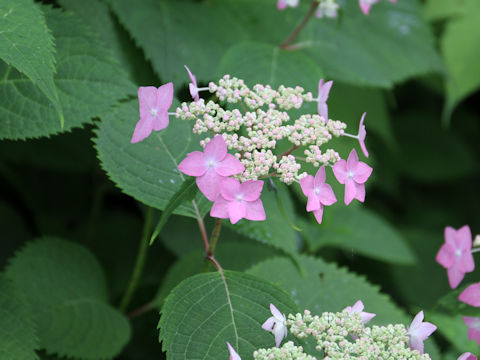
280, 144, 300, 157
471, 248, 480, 254
127, 301, 154, 319
119, 206, 155, 312
207, 219, 223, 257
192, 200, 209, 253
280, 1, 320, 49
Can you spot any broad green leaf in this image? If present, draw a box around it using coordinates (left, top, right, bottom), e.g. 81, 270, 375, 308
228, 185, 297, 254
0, 275, 39, 360
5, 237, 131, 359
0, 7, 135, 140
303, 206, 417, 265
424, 0, 476, 21
158, 271, 298, 360
0, 0, 62, 126
150, 177, 198, 245
441, 1, 480, 116
217, 42, 323, 91
94, 99, 211, 218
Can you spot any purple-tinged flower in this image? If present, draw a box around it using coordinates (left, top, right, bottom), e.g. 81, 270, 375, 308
315, 0, 339, 18
317, 79, 333, 120
262, 303, 287, 347
406, 311, 437, 354
458, 353, 477, 360
210, 178, 265, 224
131, 83, 174, 143
436, 225, 475, 289
332, 149, 372, 205
459, 282, 480, 307
344, 300, 376, 325
184, 65, 199, 102
299, 166, 337, 224
277, 0, 299, 10
178, 135, 244, 201
463, 317, 480, 345
226, 342, 241, 360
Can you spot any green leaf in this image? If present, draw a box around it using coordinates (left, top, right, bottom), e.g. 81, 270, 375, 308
303, 207, 417, 265
5, 237, 131, 359
248, 255, 407, 324
0, 275, 39, 360
158, 271, 298, 360
94, 99, 211, 218
228, 185, 297, 254
0, 0, 62, 126
150, 177, 198, 245
0, 7, 135, 140
218, 42, 323, 91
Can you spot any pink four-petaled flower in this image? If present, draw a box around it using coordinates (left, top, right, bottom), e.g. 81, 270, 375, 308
462, 316, 480, 345
344, 300, 376, 325
261, 303, 288, 347
317, 79, 333, 121
299, 166, 337, 224
178, 135, 244, 201
184, 65, 199, 102
210, 177, 266, 224
131, 83, 174, 143
459, 282, 480, 307
277, 0, 299, 10
406, 311, 437, 355
436, 225, 475, 289
226, 342, 241, 360
333, 149, 372, 205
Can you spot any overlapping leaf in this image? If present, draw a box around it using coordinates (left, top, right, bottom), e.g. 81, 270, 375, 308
5, 237, 131, 359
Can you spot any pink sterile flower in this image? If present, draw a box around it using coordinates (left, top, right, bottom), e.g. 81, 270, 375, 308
458, 353, 477, 360
226, 342, 241, 360
406, 311, 437, 354
210, 178, 265, 224
262, 304, 287, 347
184, 65, 199, 102
299, 166, 337, 224
178, 135, 244, 201
131, 83, 174, 143
357, 112, 368, 158
317, 79, 333, 120
463, 316, 480, 345
277, 0, 299, 10
344, 300, 376, 325
436, 225, 475, 289
459, 283, 480, 307
359, 0, 379, 15
332, 149, 372, 205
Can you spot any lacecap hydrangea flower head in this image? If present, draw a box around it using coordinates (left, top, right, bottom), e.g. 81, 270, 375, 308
131, 67, 373, 225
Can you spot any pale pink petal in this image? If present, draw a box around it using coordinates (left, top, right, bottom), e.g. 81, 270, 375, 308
273, 325, 285, 347
196, 169, 224, 201
318, 102, 328, 121
216, 154, 245, 177
152, 111, 169, 131
344, 178, 356, 205
409, 311, 424, 331
317, 183, 337, 206
130, 118, 153, 144
189, 83, 199, 102
389, 0, 397, 3
447, 266, 465, 289
138, 86, 158, 119
156, 82, 174, 111
178, 151, 207, 176
351, 300, 364, 313
458, 353, 477, 360
313, 166, 326, 188
210, 196, 229, 219
245, 199, 266, 221
204, 135, 227, 162
408, 311, 436, 354
270, 304, 284, 321
300, 175, 314, 197
226, 342, 241, 360
277, 0, 287, 10
353, 162, 372, 184
457, 225, 473, 250
409, 336, 424, 354
313, 206, 324, 224
458, 252, 475, 273
435, 243, 455, 268
359, 0, 371, 14
358, 112, 369, 158
346, 149, 359, 170
463, 317, 480, 345
353, 181, 366, 203
307, 194, 321, 212
360, 311, 376, 324
240, 180, 263, 201
463, 316, 480, 328
459, 283, 480, 307
467, 327, 480, 345
332, 159, 348, 184
445, 226, 457, 245
262, 317, 275, 331
220, 177, 241, 201
318, 80, 333, 103
228, 200, 246, 224
184, 65, 197, 86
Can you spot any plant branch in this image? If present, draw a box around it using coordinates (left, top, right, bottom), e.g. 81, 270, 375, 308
119, 206, 155, 312
192, 200, 209, 252
207, 218, 223, 257
280, 144, 300, 157
127, 301, 154, 319
280, 1, 320, 49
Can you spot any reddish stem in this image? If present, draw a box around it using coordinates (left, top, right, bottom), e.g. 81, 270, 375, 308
280, 1, 320, 49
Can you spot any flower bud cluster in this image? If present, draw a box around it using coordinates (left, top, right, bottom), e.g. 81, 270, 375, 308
253, 341, 316, 360
175, 75, 349, 185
